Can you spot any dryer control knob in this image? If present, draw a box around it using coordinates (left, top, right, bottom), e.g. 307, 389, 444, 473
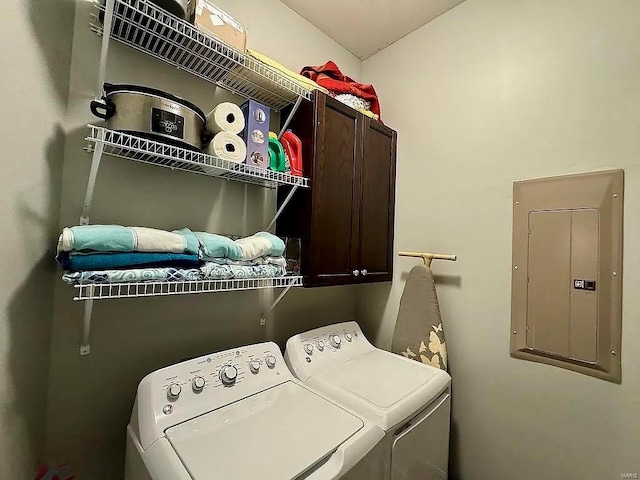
304, 344, 314, 355
345, 333, 353, 342
330, 334, 342, 348
220, 365, 238, 386
192, 376, 205, 392
250, 361, 261, 374
265, 355, 277, 369
317, 340, 325, 351
167, 383, 182, 400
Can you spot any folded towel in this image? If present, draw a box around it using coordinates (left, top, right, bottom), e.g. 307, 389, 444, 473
205, 256, 287, 267
57, 225, 199, 255
194, 232, 243, 260
235, 232, 285, 260
201, 262, 286, 280
195, 231, 285, 261
62, 267, 202, 285
59, 252, 201, 271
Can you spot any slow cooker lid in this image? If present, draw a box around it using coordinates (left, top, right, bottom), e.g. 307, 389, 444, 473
103, 83, 207, 121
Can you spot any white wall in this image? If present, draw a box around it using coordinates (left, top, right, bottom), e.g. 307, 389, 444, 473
360, 0, 640, 478
0, 1, 73, 477
43, 1, 360, 477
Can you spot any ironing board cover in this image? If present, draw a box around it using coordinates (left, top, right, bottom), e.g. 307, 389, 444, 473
391, 265, 448, 371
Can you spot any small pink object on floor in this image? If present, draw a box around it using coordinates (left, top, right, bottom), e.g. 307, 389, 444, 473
35, 463, 75, 480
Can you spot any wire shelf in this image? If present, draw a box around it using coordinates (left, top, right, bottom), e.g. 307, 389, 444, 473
73, 275, 303, 300
91, 0, 312, 110
86, 126, 310, 188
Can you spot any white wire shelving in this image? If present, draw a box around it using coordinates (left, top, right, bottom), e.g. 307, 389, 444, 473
74, 276, 303, 300
90, 0, 313, 111
73, 0, 311, 356
75, 275, 303, 355
86, 125, 310, 189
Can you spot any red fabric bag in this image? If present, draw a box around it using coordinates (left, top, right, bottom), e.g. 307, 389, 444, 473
300, 61, 381, 118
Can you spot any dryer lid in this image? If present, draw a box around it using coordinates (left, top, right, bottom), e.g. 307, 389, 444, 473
165, 381, 363, 480
310, 350, 451, 430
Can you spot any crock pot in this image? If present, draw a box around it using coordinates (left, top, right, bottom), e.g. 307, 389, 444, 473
90, 83, 206, 150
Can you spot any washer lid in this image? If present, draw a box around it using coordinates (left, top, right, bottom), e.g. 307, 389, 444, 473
165, 381, 363, 480
309, 350, 451, 430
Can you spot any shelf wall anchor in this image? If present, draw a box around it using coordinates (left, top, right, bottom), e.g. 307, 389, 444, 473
80, 289, 95, 356
260, 277, 298, 326
79, 138, 104, 225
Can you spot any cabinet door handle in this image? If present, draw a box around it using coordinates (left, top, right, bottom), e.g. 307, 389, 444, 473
361, 269, 368, 276
353, 270, 360, 277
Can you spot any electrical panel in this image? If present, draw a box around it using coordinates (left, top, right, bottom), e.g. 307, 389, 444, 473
511, 170, 623, 383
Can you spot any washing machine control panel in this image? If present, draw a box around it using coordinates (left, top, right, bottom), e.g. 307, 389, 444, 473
134, 342, 292, 448
284, 321, 374, 381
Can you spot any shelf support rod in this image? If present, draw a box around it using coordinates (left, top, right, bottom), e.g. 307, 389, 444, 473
80, 291, 95, 356
278, 95, 304, 140
80, 140, 104, 225
265, 185, 298, 232
95, 0, 115, 100
260, 278, 298, 326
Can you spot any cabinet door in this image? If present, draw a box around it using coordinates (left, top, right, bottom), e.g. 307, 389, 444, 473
357, 118, 397, 283
308, 95, 362, 286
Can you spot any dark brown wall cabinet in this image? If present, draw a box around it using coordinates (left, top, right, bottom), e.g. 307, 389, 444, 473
277, 92, 397, 287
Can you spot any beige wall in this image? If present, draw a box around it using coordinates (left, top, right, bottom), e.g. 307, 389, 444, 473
0, 1, 73, 477
44, 0, 359, 477
359, 0, 640, 479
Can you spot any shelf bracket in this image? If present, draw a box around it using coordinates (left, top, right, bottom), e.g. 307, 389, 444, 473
80, 292, 95, 356
278, 95, 304, 139
96, 0, 115, 99
80, 139, 104, 225
260, 278, 297, 326
266, 185, 298, 232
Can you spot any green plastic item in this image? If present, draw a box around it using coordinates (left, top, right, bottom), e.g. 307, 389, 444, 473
268, 137, 287, 172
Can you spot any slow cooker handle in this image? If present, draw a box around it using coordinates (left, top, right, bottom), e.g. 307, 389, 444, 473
90, 98, 116, 120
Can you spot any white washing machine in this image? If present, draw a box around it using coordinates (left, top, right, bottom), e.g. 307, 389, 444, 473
125, 341, 384, 480
285, 322, 452, 480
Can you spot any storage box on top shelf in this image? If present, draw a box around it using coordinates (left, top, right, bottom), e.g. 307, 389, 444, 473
241, 100, 270, 169
188, 0, 247, 53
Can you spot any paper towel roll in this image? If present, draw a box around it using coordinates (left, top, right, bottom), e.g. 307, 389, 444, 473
206, 102, 245, 135
206, 132, 247, 164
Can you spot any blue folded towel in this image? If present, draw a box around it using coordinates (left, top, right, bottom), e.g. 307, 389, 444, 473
59, 252, 201, 271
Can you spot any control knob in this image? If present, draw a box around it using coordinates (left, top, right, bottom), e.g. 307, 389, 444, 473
330, 334, 342, 348
250, 360, 261, 374
345, 333, 353, 342
192, 376, 205, 392
265, 355, 277, 369
317, 340, 325, 351
167, 383, 181, 400
220, 365, 238, 386
304, 344, 314, 355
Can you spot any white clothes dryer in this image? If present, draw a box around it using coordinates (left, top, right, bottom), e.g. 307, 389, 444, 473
285, 322, 452, 480
125, 341, 384, 480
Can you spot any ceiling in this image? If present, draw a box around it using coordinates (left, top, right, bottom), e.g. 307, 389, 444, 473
282, 0, 467, 60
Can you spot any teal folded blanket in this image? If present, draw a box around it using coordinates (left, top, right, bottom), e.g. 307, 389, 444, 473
57, 225, 199, 255
196, 231, 286, 261
59, 252, 201, 271
194, 232, 242, 260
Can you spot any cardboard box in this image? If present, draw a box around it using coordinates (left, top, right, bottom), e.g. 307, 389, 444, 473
189, 0, 247, 53
241, 100, 270, 169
